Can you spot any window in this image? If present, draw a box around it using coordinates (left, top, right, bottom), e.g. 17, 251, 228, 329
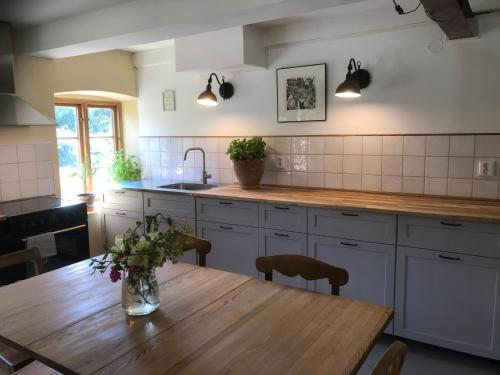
55, 99, 121, 196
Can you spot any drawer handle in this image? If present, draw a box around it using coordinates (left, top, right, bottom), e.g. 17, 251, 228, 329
341, 241, 358, 247
274, 206, 289, 210
219, 201, 233, 205
219, 225, 233, 230
341, 213, 359, 217
439, 254, 462, 261
274, 232, 289, 237
440, 221, 462, 227
114, 191, 126, 194
115, 211, 127, 216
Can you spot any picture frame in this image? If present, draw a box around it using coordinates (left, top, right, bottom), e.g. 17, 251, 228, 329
162, 90, 176, 111
276, 63, 326, 123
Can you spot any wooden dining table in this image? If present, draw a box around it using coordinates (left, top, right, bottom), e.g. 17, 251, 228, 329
0, 260, 392, 375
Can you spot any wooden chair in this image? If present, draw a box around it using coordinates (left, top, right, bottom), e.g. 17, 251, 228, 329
12, 361, 60, 375
255, 254, 349, 295
371, 341, 407, 375
0, 248, 44, 374
180, 234, 211, 267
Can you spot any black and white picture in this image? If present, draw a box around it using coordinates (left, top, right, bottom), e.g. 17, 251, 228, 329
277, 64, 326, 123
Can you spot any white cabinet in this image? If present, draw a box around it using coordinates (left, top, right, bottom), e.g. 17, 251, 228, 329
395, 246, 500, 359
197, 220, 259, 277
101, 209, 143, 246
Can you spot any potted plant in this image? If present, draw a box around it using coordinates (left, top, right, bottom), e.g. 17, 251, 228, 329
72, 157, 97, 210
90, 214, 191, 316
109, 149, 142, 182
227, 137, 266, 189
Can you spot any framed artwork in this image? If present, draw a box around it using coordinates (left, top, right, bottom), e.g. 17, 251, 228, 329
163, 90, 176, 111
276, 63, 326, 123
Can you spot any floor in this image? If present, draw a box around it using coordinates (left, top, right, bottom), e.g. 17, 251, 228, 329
359, 335, 500, 375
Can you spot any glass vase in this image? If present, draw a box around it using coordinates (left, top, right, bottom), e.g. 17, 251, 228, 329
121, 269, 160, 316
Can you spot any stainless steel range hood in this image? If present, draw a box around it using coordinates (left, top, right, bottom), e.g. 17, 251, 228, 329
0, 23, 55, 126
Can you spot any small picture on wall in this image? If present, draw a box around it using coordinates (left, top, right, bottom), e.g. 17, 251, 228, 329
163, 90, 176, 111
276, 63, 326, 123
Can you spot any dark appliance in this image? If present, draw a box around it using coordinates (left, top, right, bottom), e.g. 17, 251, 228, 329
0, 196, 89, 285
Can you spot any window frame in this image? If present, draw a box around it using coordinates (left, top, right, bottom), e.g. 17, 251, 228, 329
55, 98, 122, 194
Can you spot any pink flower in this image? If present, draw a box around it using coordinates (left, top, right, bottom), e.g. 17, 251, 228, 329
109, 266, 121, 283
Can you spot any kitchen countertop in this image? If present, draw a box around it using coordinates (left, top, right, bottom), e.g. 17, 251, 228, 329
116, 180, 500, 224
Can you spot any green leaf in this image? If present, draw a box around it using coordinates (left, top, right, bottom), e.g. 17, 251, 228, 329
226, 137, 266, 161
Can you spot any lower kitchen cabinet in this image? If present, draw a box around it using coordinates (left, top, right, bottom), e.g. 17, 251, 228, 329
157, 218, 197, 265
102, 209, 143, 246
395, 246, 500, 359
197, 220, 259, 277
258, 228, 308, 289
308, 235, 395, 332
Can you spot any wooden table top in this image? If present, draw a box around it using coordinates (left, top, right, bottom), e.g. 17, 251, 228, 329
197, 184, 500, 223
0, 261, 392, 375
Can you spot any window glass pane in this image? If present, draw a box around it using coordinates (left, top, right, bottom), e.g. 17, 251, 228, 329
88, 107, 114, 137
57, 139, 81, 196
90, 138, 114, 193
55, 106, 78, 137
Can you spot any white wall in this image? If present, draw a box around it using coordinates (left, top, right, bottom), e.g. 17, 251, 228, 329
137, 15, 500, 137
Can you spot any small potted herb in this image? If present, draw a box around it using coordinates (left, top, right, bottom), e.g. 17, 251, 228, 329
226, 137, 266, 189
72, 157, 97, 210
109, 149, 141, 182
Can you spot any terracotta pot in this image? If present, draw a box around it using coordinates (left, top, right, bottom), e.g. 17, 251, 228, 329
233, 159, 266, 189
77, 193, 96, 211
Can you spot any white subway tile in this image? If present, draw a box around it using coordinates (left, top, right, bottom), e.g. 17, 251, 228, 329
426, 136, 449, 157
0, 145, 18, 164
308, 173, 324, 188
150, 151, 161, 166
292, 137, 308, 154
475, 135, 500, 157
19, 162, 37, 181
276, 171, 291, 185
450, 135, 474, 157
324, 137, 343, 154
382, 156, 402, 176
262, 171, 277, 185
1, 181, 20, 200
307, 137, 324, 155
219, 153, 233, 169
159, 137, 171, 152
362, 175, 381, 191
447, 179, 472, 197
403, 156, 425, 177
171, 138, 183, 153
275, 137, 291, 154
362, 155, 381, 175
382, 136, 403, 156
425, 157, 449, 178
325, 173, 342, 189
20, 180, 38, 198
182, 137, 194, 153
291, 172, 307, 186
344, 136, 362, 155
402, 177, 424, 194
262, 137, 276, 154
343, 155, 362, 174
307, 155, 324, 172
342, 174, 361, 190
17, 144, 36, 162
448, 157, 473, 179
220, 169, 234, 184
424, 178, 448, 195
403, 136, 426, 156
0, 164, 19, 182
36, 161, 53, 178
472, 180, 499, 199
382, 176, 402, 193
35, 143, 53, 161
362, 136, 382, 155
325, 155, 343, 174
206, 152, 220, 169
291, 155, 307, 172
139, 138, 149, 152
37, 178, 54, 196
195, 138, 219, 153
148, 138, 160, 152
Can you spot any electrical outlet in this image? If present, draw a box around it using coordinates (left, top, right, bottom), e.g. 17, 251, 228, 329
477, 160, 497, 177
276, 157, 283, 169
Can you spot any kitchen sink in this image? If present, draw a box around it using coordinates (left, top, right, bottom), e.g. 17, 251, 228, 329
156, 183, 218, 191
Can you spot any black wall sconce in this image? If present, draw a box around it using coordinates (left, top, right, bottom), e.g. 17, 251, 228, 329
197, 73, 234, 106
335, 58, 371, 98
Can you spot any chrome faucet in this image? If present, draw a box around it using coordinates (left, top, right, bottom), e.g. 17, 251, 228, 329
184, 147, 212, 184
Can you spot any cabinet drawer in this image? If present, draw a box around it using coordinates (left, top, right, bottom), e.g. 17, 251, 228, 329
395, 246, 500, 359
197, 220, 259, 277
308, 208, 396, 244
259, 203, 307, 233
102, 208, 143, 245
144, 192, 195, 219
258, 228, 308, 289
196, 198, 258, 227
102, 189, 143, 212
398, 216, 500, 258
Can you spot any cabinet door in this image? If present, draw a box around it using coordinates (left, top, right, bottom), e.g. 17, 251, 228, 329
196, 198, 259, 227
102, 189, 143, 212
197, 220, 259, 277
102, 209, 143, 246
309, 235, 395, 332
395, 246, 500, 359
144, 192, 196, 219
259, 203, 307, 233
258, 229, 307, 288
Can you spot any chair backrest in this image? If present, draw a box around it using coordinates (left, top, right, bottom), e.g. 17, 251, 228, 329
180, 234, 211, 267
255, 254, 348, 295
371, 341, 407, 375
0, 248, 44, 276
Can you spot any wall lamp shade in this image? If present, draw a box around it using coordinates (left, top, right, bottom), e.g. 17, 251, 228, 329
197, 73, 234, 106
335, 58, 371, 98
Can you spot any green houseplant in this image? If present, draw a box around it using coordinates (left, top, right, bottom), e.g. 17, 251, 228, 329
227, 137, 266, 189
71, 157, 97, 210
110, 149, 142, 182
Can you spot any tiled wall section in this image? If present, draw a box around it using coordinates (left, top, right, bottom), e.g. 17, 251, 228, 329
0, 143, 55, 202
139, 135, 500, 199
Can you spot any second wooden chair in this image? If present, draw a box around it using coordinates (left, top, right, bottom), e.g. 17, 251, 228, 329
371, 340, 407, 375
179, 234, 211, 267
255, 254, 349, 295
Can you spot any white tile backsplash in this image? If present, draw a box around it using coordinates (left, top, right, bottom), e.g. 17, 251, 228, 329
0, 145, 18, 164
141, 135, 500, 199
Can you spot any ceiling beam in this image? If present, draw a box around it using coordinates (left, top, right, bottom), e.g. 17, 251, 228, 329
420, 0, 476, 39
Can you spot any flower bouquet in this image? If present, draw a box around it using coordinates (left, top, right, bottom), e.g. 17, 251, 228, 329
90, 213, 191, 315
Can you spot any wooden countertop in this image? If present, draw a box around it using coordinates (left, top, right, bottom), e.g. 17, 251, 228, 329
196, 184, 500, 223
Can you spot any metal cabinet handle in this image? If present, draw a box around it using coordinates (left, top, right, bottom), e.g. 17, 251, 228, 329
440, 221, 462, 227
219, 225, 233, 230
274, 232, 289, 237
439, 254, 461, 261
341, 213, 359, 217
219, 201, 233, 205
274, 206, 289, 210
341, 241, 358, 247
114, 190, 126, 194
115, 211, 127, 216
